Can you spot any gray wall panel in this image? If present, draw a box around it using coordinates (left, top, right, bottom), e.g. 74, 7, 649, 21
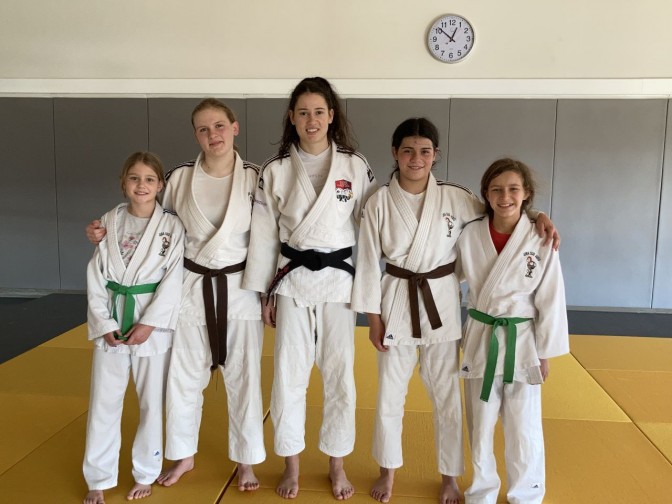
55, 98, 149, 291
0, 99, 59, 290
148, 98, 204, 169
149, 98, 247, 168
652, 100, 672, 309
447, 99, 557, 212
346, 99, 451, 184
245, 98, 288, 166
553, 100, 666, 308
4, 96, 672, 311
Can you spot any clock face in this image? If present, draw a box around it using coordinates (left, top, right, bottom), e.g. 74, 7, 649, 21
427, 14, 475, 63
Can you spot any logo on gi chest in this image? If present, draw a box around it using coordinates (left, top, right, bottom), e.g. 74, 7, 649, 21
442, 212, 456, 237
335, 179, 353, 202
158, 232, 172, 256
523, 251, 540, 278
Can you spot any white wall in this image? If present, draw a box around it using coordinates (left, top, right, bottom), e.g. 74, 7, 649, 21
1, 0, 672, 96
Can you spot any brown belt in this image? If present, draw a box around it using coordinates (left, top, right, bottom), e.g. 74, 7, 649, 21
385, 261, 456, 338
184, 257, 246, 370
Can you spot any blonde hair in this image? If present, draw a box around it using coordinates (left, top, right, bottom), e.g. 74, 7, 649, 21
191, 98, 239, 152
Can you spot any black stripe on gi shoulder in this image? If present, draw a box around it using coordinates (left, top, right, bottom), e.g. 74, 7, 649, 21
337, 149, 375, 181
463, 215, 486, 229
166, 160, 196, 181
261, 153, 290, 169
243, 161, 260, 175
336, 146, 367, 161
436, 179, 476, 195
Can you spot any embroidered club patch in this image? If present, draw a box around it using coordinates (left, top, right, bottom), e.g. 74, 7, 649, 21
335, 179, 353, 202
523, 251, 540, 278
158, 233, 171, 256
442, 212, 456, 237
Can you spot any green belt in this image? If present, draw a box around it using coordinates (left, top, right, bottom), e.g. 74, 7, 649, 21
468, 308, 531, 402
106, 281, 160, 340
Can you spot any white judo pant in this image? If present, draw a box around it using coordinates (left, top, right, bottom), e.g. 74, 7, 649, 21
271, 295, 356, 457
373, 340, 463, 476
464, 377, 545, 504
83, 348, 170, 490
165, 319, 266, 465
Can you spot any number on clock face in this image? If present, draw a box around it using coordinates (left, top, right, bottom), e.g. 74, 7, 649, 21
428, 14, 474, 63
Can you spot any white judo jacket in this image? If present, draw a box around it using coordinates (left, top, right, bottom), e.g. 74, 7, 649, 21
457, 215, 570, 384
163, 152, 261, 324
86, 202, 185, 356
351, 173, 483, 346
243, 143, 378, 304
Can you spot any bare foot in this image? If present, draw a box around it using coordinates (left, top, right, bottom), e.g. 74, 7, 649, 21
237, 463, 260, 491
84, 489, 105, 504
156, 457, 194, 487
439, 474, 462, 504
329, 456, 355, 500
276, 455, 299, 499
126, 483, 152, 500
370, 467, 395, 503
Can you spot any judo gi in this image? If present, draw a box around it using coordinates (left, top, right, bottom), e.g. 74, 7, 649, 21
457, 215, 569, 504
163, 152, 266, 465
351, 173, 483, 476
84, 202, 184, 490
243, 144, 377, 457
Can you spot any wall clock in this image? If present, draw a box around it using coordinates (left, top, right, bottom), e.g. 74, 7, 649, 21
427, 14, 475, 63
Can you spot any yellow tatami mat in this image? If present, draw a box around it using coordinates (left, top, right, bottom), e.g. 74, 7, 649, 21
539, 354, 629, 422
589, 369, 672, 422
542, 419, 672, 503
0, 392, 88, 474
570, 334, 672, 371
639, 423, 672, 464
1, 324, 671, 503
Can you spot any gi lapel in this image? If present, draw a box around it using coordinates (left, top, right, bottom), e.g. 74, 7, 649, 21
106, 203, 128, 278
475, 215, 530, 310
193, 152, 245, 265
120, 202, 163, 285
401, 173, 439, 271
385, 174, 438, 335
388, 175, 420, 249
288, 143, 333, 247
185, 153, 219, 243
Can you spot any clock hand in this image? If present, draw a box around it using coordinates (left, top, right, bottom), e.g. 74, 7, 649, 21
439, 28, 454, 43
450, 27, 458, 42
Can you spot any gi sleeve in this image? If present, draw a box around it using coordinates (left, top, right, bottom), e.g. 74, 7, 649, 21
160, 177, 176, 212
353, 155, 378, 228
86, 215, 120, 339
461, 191, 486, 225
454, 237, 466, 284
242, 163, 282, 293
533, 247, 570, 359
351, 193, 384, 314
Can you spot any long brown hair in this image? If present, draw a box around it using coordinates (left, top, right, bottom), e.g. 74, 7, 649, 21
278, 77, 357, 156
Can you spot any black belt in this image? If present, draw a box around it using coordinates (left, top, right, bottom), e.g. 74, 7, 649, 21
385, 261, 456, 338
265, 243, 355, 299
184, 257, 246, 370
